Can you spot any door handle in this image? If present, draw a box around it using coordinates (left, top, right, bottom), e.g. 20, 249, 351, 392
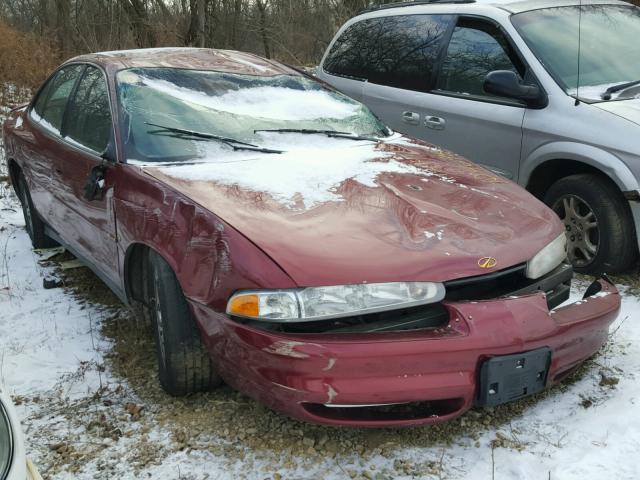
425, 116, 446, 130
402, 111, 420, 125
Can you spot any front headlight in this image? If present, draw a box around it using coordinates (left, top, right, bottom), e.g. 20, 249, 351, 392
227, 282, 446, 322
526, 234, 567, 279
0, 401, 14, 479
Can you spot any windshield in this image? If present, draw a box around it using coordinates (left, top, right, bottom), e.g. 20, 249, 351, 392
116, 68, 387, 163
512, 5, 640, 102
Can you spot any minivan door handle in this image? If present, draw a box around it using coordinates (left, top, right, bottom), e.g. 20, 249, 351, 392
402, 111, 420, 125
425, 116, 446, 130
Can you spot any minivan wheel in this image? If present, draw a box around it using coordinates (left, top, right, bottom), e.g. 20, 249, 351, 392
544, 173, 638, 274
17, 172, 57, 249
147, 250, 222, 396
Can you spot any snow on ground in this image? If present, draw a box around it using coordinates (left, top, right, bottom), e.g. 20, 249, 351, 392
2, 106, 640, 479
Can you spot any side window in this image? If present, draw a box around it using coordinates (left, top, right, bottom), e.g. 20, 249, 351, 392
32, 79, 53, 118
36, 65, 84, 132
324, 14, 454, 92
64, 66, 112, 153
436, 18, 525, 98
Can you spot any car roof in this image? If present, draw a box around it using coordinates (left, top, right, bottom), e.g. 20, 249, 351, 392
64, 47, 298, 77
359, 0, 629, 16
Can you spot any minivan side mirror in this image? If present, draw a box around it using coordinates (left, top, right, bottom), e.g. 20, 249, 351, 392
484, 70, 547, 108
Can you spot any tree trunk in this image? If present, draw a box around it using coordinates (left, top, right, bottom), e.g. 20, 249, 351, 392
197, 0, 205, 47
255, 0, 271, 59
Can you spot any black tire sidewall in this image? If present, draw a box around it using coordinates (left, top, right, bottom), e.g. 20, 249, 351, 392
544, 174, 637, 274
17, 173, 53, 249
148, 250, 219, 395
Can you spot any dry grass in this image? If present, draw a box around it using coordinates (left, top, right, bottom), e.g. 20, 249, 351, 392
0, 21, 58, 104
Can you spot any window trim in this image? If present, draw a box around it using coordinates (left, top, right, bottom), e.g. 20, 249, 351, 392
61, 64, 115, 156
28, 62, 117, 161
431, 14, 548, 109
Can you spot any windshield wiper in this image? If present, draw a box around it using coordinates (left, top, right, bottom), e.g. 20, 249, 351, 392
601, 80, 640, 100
254, 128, 381, 142
145, 123, 283, 154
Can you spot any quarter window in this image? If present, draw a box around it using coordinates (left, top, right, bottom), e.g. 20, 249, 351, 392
64, 66, 112, 152
35, 65, 84, 132
323, 15, 454, 92
436, 18, 525, 97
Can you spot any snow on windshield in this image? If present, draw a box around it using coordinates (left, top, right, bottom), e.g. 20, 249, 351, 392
568, 81, 640, 101
142, 134, 420, 209
139, 76, 360, 121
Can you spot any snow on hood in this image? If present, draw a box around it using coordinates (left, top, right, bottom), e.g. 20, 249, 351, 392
133, 134, 420, 209
136, 76, 360, 121
138, 136, 563, 285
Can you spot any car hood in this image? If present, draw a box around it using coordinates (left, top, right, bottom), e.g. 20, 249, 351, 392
141, 137, 562, 286
593, 97, 640, 127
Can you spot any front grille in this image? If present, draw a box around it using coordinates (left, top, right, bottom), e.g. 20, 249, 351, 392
303, 398, 465, 422
445, 262, 573, 309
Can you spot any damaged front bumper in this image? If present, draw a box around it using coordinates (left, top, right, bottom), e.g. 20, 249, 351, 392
191, 277, 620, 427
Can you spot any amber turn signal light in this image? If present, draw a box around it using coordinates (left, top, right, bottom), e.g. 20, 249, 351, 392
227, 294, 260, 317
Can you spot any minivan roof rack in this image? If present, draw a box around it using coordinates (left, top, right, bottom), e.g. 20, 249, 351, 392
359, 0, 475, 15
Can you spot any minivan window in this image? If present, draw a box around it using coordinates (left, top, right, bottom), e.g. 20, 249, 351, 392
323, 14, 454, 92
436, 18, 524, 97
33, 65, 84, 133
65, 66, 112, 152
512, 5, 640, 101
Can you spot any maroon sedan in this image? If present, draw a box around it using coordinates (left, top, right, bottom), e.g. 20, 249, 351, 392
2, 48, 620, 427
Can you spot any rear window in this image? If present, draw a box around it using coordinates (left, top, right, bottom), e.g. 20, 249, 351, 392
323, 14, 454, 93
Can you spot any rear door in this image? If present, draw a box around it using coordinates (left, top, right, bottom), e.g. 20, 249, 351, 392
362, 15, 528, 180
50, 64, 120, 287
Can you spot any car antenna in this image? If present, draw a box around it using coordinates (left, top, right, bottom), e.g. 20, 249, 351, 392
575, 0, 583, 106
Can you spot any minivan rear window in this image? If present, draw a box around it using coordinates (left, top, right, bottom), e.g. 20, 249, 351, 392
323, 14, 454, 93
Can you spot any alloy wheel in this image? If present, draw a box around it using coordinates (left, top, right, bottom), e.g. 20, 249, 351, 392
552, 194, 599, 267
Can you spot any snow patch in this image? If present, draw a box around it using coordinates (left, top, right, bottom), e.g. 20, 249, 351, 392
141, 77, 359, 121
152, 137, 420, 209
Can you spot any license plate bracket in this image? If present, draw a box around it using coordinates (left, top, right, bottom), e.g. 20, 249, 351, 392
477, 347, 551, 407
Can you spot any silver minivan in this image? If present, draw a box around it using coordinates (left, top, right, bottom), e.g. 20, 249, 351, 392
317, 0, 640, 274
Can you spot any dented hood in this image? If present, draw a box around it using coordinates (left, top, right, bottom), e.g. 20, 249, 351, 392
142, 138, 563, 286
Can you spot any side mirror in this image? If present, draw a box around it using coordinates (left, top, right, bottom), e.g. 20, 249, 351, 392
83, 159, 112, 202
484, 70, 547, 108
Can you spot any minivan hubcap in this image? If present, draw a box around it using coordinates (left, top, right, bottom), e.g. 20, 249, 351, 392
552, 195, 599, 267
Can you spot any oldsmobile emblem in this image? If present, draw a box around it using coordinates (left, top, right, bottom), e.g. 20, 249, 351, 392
478, 257, 497, 269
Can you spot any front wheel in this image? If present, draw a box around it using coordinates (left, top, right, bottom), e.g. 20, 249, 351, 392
544, 173, 638, 274
147, 250, 222, 396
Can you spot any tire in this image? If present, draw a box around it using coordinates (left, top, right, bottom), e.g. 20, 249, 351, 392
147, 250, 221, 396
543, 173, 638, 274
17, 172, 58, 249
